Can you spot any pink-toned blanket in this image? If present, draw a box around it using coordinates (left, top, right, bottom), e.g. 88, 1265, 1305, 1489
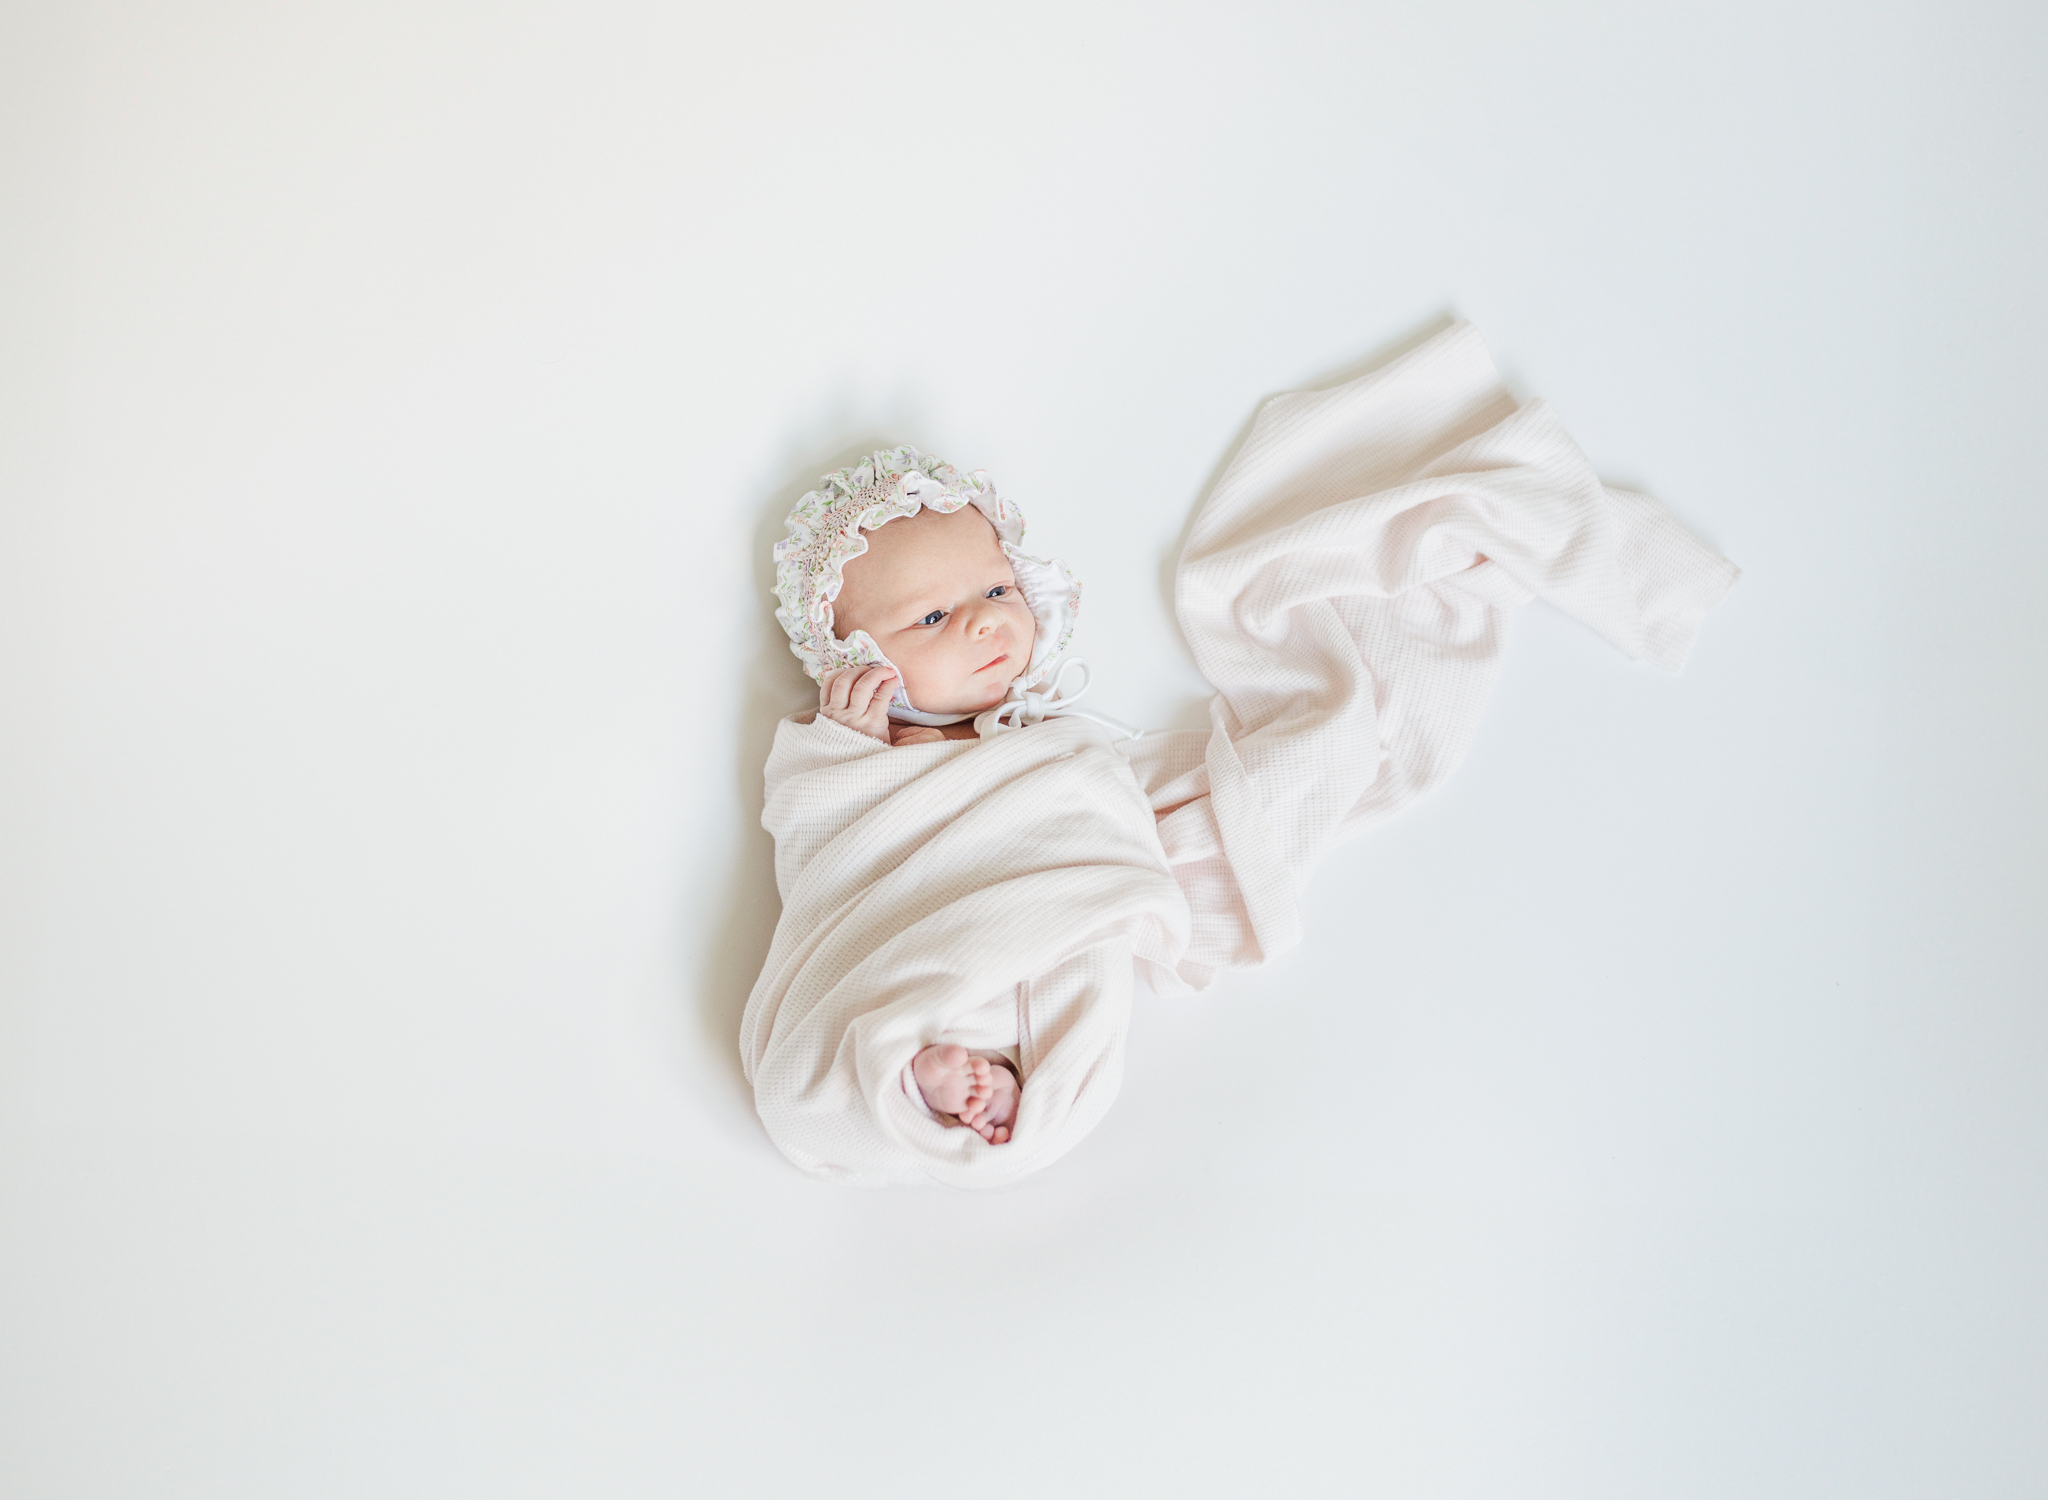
741, 323, 1739, 1186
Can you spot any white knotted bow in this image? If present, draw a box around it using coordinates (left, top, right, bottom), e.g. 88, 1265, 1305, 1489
970, 658, 1143, 742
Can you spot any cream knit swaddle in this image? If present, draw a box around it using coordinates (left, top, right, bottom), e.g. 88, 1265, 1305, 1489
741, 322, 1739, 1185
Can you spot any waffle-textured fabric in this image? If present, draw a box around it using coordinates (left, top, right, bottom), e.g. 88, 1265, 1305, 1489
739, 322, 1740, 1187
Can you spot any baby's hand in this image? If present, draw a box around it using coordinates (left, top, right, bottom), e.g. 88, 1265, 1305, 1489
818, 664, 898, 744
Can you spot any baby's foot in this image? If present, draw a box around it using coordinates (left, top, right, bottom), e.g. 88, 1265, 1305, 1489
957, 1060, 1019, 1145
912, 1044, 993, 1120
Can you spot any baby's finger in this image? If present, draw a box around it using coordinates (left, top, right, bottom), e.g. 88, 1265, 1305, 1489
821, 669, 855, 713
851, 664, 897, 712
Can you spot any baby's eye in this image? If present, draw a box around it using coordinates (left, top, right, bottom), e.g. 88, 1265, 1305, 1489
917, 609, 945, 627
986, 585, 1010, 598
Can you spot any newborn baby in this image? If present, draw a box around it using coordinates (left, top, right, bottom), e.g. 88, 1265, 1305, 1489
815, 502, 1036, 1142
746, 327, 1742, 1190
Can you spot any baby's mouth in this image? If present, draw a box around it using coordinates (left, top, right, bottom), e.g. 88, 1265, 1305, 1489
974, 652, 1009, 674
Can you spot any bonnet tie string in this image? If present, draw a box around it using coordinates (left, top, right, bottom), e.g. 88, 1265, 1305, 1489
971, 658, 1144, 742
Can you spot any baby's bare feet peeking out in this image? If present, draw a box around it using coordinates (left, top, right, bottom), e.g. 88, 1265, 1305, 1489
911, 1045, 1018, 1144
913, 1043, 990, 1118
958, 1060, 1018, 1144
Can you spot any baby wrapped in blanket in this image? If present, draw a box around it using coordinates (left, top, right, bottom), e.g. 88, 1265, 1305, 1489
741, 322, 1739, 1187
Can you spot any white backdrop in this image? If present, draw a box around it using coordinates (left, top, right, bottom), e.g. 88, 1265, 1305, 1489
4, 2, 2044, 1495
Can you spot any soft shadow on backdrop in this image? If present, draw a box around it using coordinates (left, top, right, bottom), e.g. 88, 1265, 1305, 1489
695, 436, 910, 1097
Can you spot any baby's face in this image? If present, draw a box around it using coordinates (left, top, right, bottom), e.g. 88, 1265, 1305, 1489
832, 506, 1038, 716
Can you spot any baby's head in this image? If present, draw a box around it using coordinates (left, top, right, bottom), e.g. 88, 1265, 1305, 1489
831, 505, 1036, 716
772, 448, 1078, 722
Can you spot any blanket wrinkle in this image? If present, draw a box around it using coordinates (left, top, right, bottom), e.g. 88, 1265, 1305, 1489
741, 320, 1739, 1185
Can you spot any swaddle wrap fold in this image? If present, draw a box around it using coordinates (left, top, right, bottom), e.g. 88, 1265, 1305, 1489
742, 320, 1739, 1186
740, 713, 1190, 1187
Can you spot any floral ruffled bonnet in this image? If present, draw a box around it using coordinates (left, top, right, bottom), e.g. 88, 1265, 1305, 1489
772, 447, 1081, 726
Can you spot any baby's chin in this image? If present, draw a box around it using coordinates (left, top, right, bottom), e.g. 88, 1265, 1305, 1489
899, 671, 1017, 718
